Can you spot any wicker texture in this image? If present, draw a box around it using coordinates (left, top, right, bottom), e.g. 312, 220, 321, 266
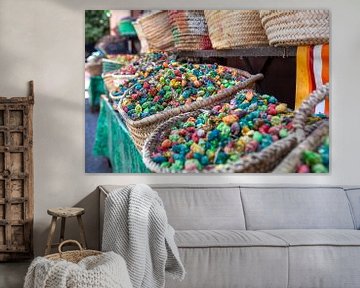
204, 10, 269, 49
137, 11, 174, 51
274, 83, 329, 173
46, 240, 101, 264
133, 21, 149, 53
168, 10, 212, 51
260, 10, 330, 47
118, 70, 263, 150
293, 83, 329, 142
102, 73, 117, 93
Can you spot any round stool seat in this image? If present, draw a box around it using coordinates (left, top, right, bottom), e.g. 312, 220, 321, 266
47, 207, 85, 218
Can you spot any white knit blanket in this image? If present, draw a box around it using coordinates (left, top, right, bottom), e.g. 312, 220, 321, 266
24, 251, 133, 288
102, 184, 185, 288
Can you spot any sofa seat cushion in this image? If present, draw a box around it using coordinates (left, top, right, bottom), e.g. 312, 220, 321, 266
260, 230, 360, 288
261, 229, 360, 246
166, 230, 289, 288
175, 230, 288, 248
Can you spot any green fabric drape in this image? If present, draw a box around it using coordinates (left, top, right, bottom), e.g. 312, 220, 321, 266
93, 97, 150, 173
88, 76, 106, 109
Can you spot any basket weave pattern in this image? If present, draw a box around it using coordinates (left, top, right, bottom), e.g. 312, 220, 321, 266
168, 10, 212, 51
204, 10, 269, 49
133, 21, 149, 53
260, 10, 330, 47
137, 11, 174, 51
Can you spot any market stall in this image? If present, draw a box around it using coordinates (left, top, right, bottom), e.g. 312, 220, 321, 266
86, 9, 330, 173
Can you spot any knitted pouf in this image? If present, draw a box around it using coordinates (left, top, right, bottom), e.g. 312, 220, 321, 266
24, 251, 133, 288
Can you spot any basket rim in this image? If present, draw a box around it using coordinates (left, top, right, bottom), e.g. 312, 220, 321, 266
137, 10, 167, 23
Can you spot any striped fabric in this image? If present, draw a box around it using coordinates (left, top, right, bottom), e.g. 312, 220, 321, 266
295, 44, 329, 115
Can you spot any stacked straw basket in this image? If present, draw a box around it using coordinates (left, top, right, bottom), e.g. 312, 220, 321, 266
133, 21, 150, 54
204, 10, 269, 49
167, 10, 212, 51
137, 11, 174, 51
45, 240, 102, 264
260, 10, 330, 46
118, 69, 263, 151
273, 83, 329, 173
142, 85, 328, 173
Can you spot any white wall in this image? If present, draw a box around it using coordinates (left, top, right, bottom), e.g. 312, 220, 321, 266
0, 0, 360, 256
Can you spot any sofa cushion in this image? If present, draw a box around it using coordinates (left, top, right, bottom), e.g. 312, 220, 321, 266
100, 185, 246, 230
345, 188, 360, 229
153, 186, 246, 230
165, 246, 288, 288
261, 229, 360, 246
261, 230, 360, 288
175, 230, 288, 248
287, 246, 360, 288
241, 187, 355, 230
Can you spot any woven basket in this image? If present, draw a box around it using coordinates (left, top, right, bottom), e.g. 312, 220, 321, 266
204, 10, 269, 49
102, 73, 116, 93
143, 85, 328, 173
133, 21, 150, 54
168, 10, 212, 51
273, 83, 329, 173
143, 108, 323, 173
260, 10, 330, 47
85, 62, 102, 76
119, 70, 263, 150
45, 240, 102, 264
137, 11, 174, 51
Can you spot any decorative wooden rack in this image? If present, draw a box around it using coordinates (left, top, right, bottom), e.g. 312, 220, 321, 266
0, 81, 34, 261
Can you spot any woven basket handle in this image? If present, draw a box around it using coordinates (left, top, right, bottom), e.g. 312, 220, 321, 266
293, 83, 329, 143
58, 240, 83, 255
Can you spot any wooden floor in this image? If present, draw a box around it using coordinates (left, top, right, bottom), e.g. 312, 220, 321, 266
0, 261, 30, 288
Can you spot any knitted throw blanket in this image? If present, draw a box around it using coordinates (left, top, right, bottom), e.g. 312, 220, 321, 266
102, 184, 185, 288
24, 252, 133, 288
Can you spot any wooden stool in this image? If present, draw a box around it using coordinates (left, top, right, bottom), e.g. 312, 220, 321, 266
45, 207, 87, 255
